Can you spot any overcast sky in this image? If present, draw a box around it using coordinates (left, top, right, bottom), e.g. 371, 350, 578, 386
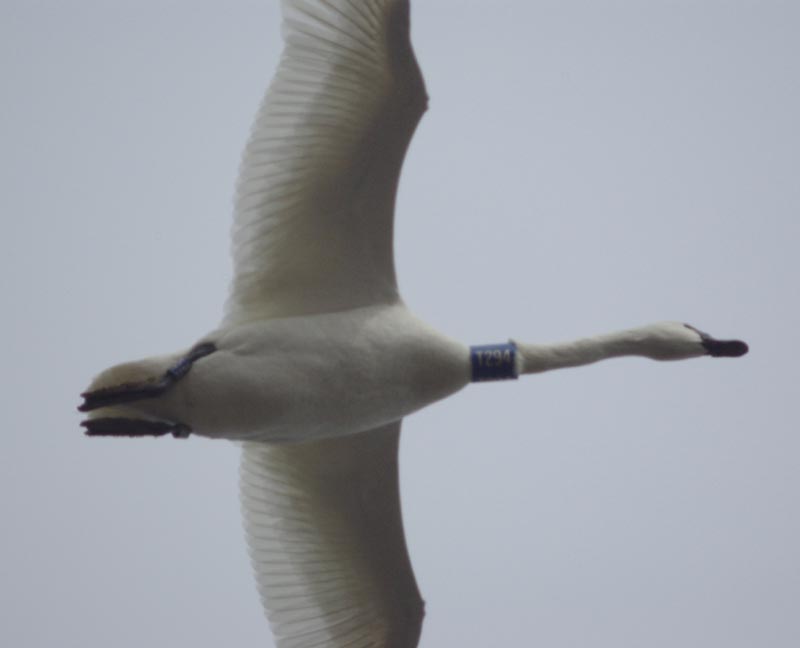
2, 1, 798, 646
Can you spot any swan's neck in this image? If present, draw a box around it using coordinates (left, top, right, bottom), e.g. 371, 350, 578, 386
503, 321, 745, 377
515, 330, 650, 374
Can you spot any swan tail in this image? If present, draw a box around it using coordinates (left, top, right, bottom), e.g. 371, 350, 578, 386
78, 343, 217, 437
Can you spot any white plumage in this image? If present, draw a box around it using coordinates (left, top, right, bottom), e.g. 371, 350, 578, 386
80, 2, 747, 646
228, 0, 426, 323
241, 423, 422, 647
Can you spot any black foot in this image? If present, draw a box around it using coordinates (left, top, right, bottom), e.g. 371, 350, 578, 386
82, 417, 191, 439
79, 342, 216, 413
79, 379, 170, 413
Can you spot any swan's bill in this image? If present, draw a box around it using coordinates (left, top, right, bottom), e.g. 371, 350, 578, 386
684, 324, 750, 358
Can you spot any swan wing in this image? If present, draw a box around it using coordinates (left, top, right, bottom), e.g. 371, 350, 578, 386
227, 0, 427, 323
240, 421, 424, 648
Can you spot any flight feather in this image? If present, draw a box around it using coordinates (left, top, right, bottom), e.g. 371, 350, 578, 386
227, 0, 427, 323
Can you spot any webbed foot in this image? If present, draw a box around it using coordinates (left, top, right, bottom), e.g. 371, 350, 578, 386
82, 417, 191, 439
79, 342, 217, 413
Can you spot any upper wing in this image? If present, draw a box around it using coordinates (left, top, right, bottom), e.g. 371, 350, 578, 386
226, 0, 427, 323
240, 421, 424, 648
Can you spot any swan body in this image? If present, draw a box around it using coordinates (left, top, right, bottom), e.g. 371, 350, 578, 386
85, 304, 468, 442
80, 1, 747, 646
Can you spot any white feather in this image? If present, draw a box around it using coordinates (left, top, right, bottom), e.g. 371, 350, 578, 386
227, 0, 426, 323
241, 422, 424, 648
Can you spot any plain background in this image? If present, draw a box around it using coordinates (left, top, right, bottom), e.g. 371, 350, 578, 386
2, 1, 798, 646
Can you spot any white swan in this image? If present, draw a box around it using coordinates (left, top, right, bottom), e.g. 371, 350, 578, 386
79, 1, 748, 646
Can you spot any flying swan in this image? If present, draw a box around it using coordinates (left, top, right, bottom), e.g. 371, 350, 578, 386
79, 1, 748, 646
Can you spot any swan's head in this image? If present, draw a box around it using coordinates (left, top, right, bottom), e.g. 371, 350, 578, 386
638, 322, 749, 361
685, 323, 749, 357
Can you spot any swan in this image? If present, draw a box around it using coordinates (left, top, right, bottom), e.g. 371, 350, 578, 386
79, 1, 748, 646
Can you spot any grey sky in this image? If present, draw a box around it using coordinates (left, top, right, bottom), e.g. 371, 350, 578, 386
2, 1, 798, 646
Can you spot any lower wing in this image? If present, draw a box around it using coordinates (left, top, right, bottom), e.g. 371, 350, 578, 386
240, 420, 424, 647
